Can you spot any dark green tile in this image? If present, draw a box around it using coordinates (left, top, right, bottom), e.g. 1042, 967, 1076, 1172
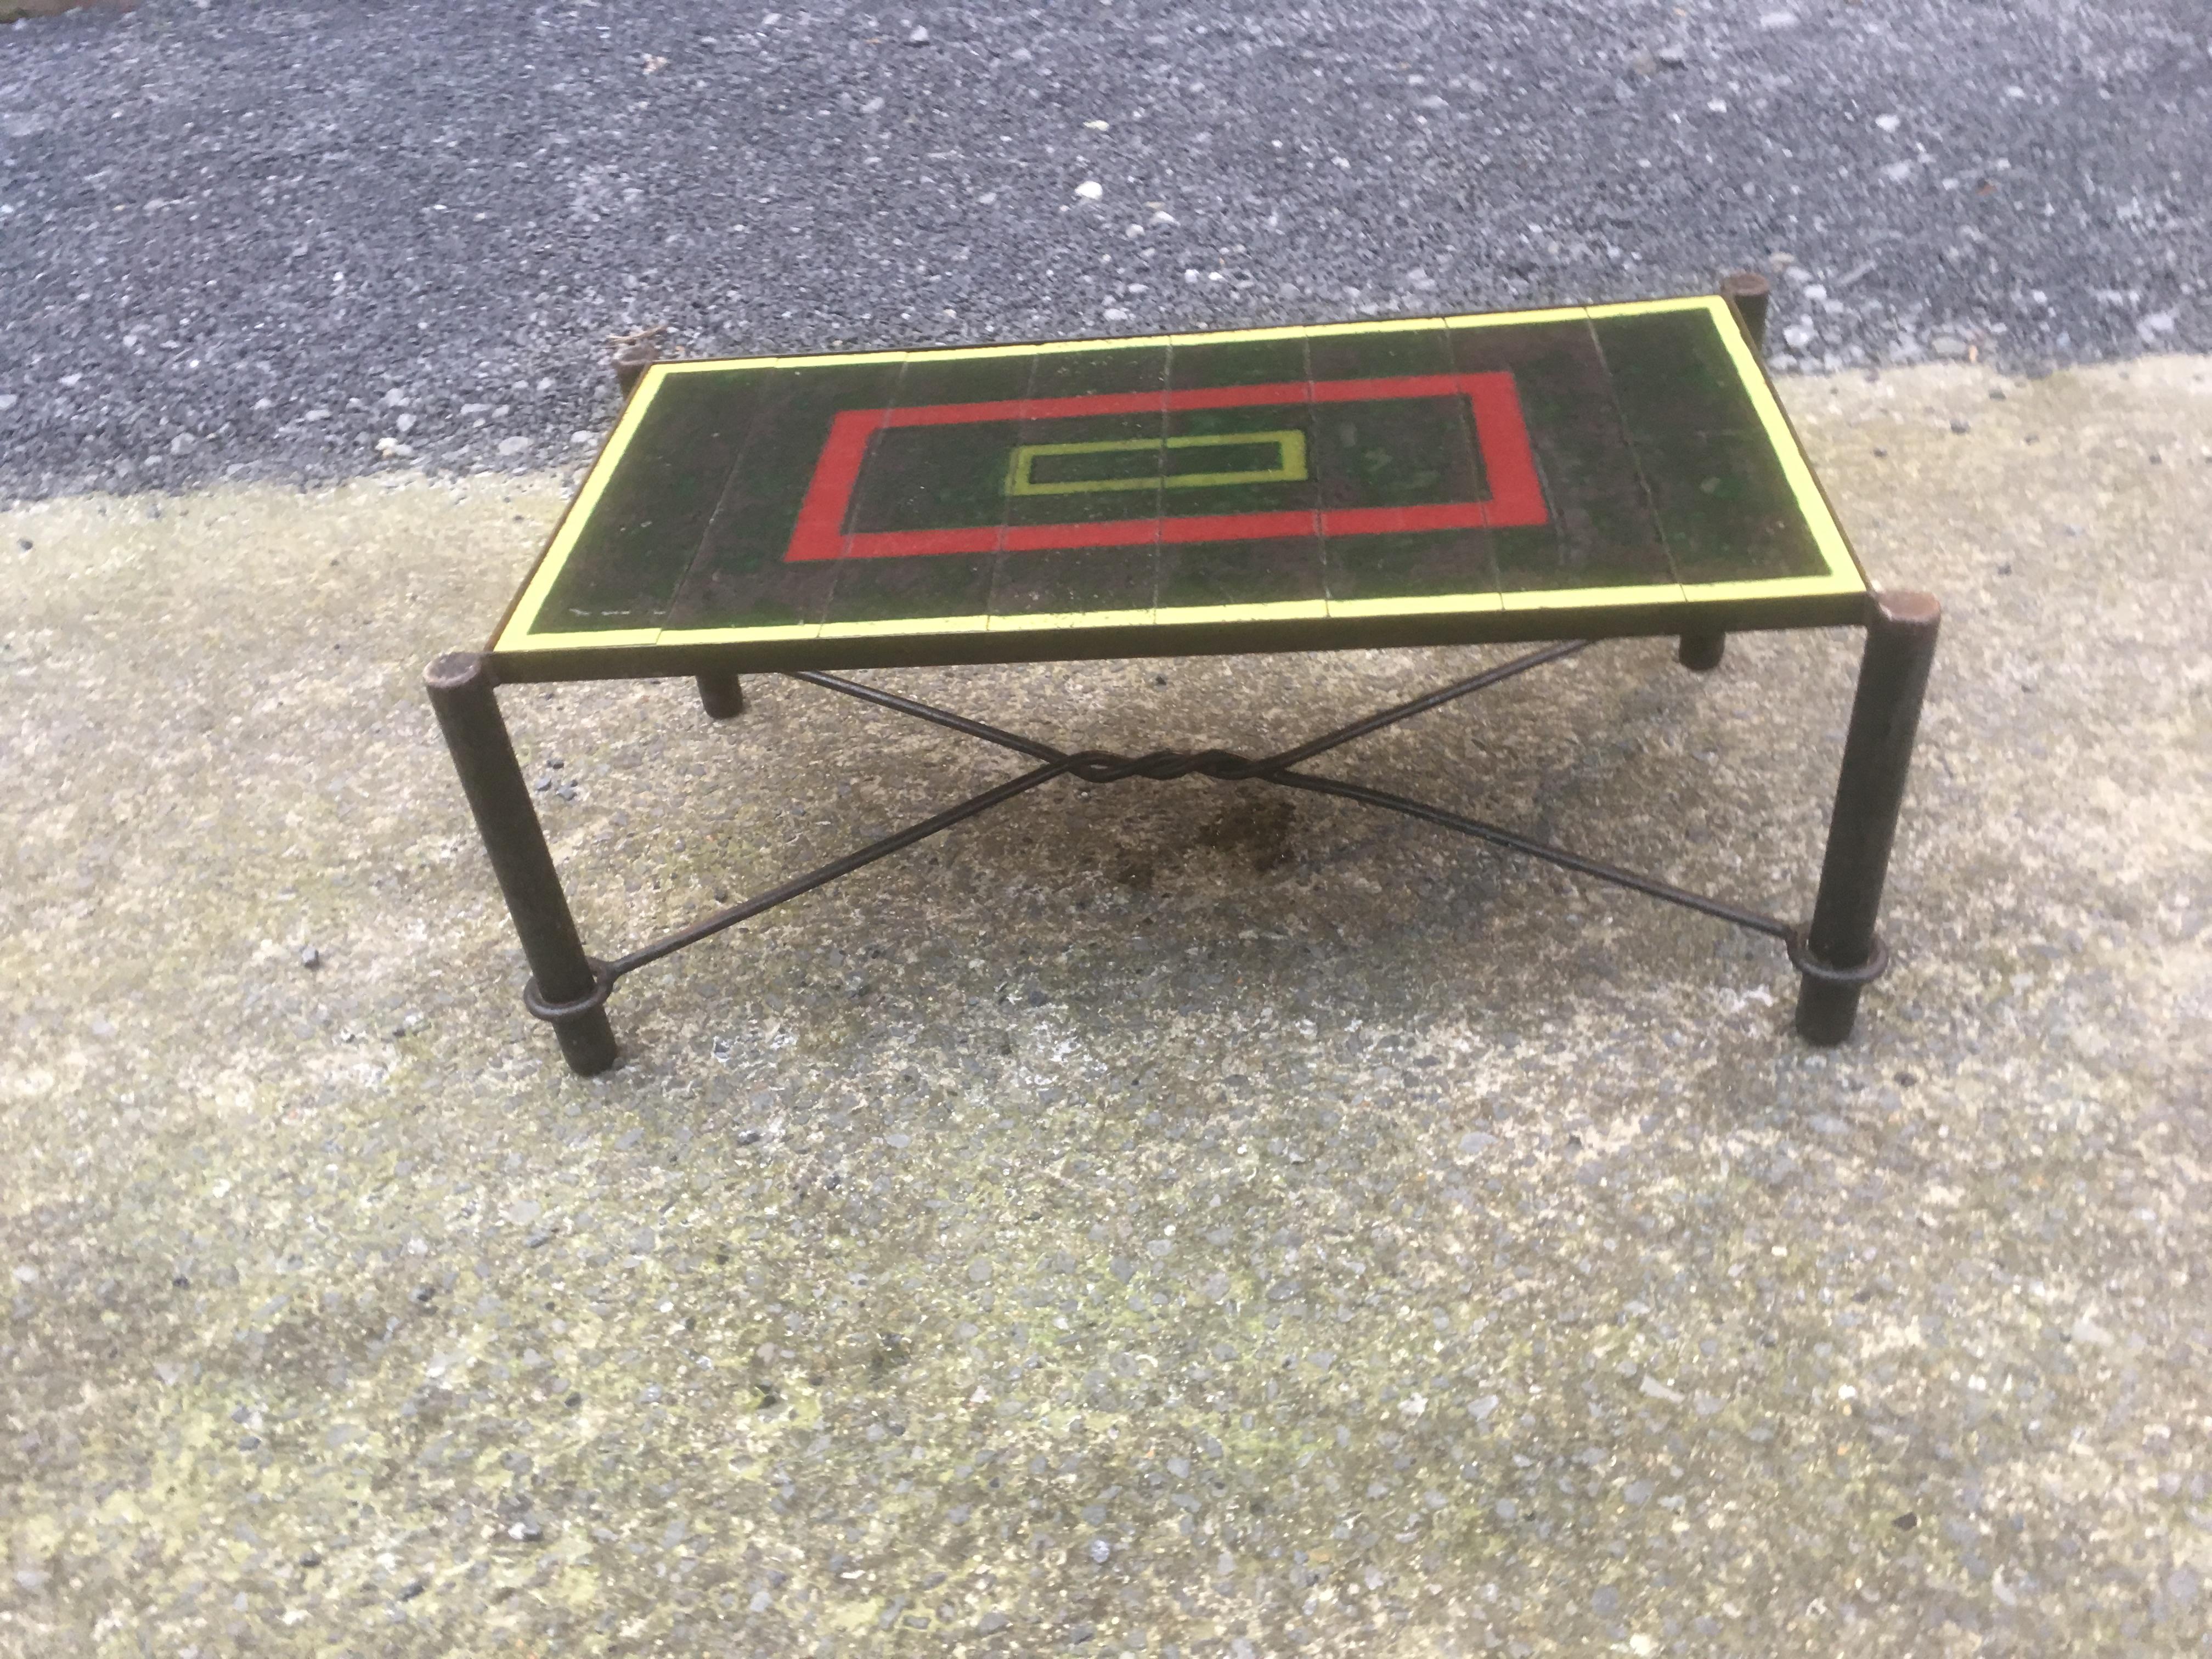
1156, 537, 1325, 613
1450, 319, 1675, 593
1310, 396, 1482, 511
824, 551, 998, 627
1323, 528, 1495, 606
1592, 309, 1820, 585
662, 354, 905, 633
532, 366, 776, 635
1167, 331, 1309, 391
1029, 342, 1172, 400
891, 348, 1037, 410
665, 555, 841, 636
990, 545, 1156, 622
1307, 322, 1454, 383
1592, 309, 1762, 432
846, 419, 1026, 537
1630, 429, 1829, 584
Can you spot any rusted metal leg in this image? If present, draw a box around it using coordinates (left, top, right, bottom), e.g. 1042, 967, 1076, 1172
697, 672, 746, 719
611, 331, 663, 398
425, 652, 619, 1075
1720, 270, 1770, 354
1793, 591, 1941, 1045
1678, 630, 1725, 673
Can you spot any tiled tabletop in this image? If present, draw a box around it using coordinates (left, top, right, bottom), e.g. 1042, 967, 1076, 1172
490, 295, 1866, 678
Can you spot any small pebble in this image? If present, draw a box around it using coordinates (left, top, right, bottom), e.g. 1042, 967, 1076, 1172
1892, 1511, 1918, 1531
906, 24, 929, 44
396, 1578, 425, 1601
1949, 418, 1971, 434
298, 945, 320, 969
1088, 1538, 1112, 1564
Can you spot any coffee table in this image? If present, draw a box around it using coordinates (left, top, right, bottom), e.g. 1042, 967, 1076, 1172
427, 278, 1938, 1075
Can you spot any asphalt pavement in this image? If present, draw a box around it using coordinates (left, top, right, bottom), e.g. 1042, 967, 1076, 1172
0, 0, 2205, 498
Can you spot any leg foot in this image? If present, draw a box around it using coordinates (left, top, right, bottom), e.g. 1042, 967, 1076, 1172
426, 652, 620, 1075
1678, 629, 1725, 673
697, 672, 746, 720
1793, 591, 1941, 1045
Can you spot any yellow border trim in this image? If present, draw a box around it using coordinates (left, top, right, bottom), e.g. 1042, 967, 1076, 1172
1150, 599, 1330, 628
1032, 333, 1173, 356
1680, 572, 1862, 603
1305, 316, 1444, 340
1501, 582, 1684, 613
989, 607, 1154, 633
499, 625, 663, 651
657, 622, 823, 646
1327, 591, 1503, 620
819, 613, 992, 639
1446, 305, 1587, 331
891, 343, 1040, 362
1169, 325, 1311, 348
1581, 296, 1714, 321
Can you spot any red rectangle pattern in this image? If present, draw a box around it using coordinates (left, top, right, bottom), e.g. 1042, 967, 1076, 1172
784, 373, 1546, 563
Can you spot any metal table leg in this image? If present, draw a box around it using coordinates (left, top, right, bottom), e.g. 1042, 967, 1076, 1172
1677, 630, 1726, 673
697, 673, 747, 719
425, 652, 620, 1075
1793, 591, 1942, 1044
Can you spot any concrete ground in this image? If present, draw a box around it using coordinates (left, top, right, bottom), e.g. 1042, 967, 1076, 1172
3, 358, 2209, 1656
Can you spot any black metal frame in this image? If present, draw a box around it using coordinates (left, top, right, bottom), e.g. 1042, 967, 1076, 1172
425, 590, 1938, 1075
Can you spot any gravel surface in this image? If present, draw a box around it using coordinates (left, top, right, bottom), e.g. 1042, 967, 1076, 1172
0, 0, 2205, 498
